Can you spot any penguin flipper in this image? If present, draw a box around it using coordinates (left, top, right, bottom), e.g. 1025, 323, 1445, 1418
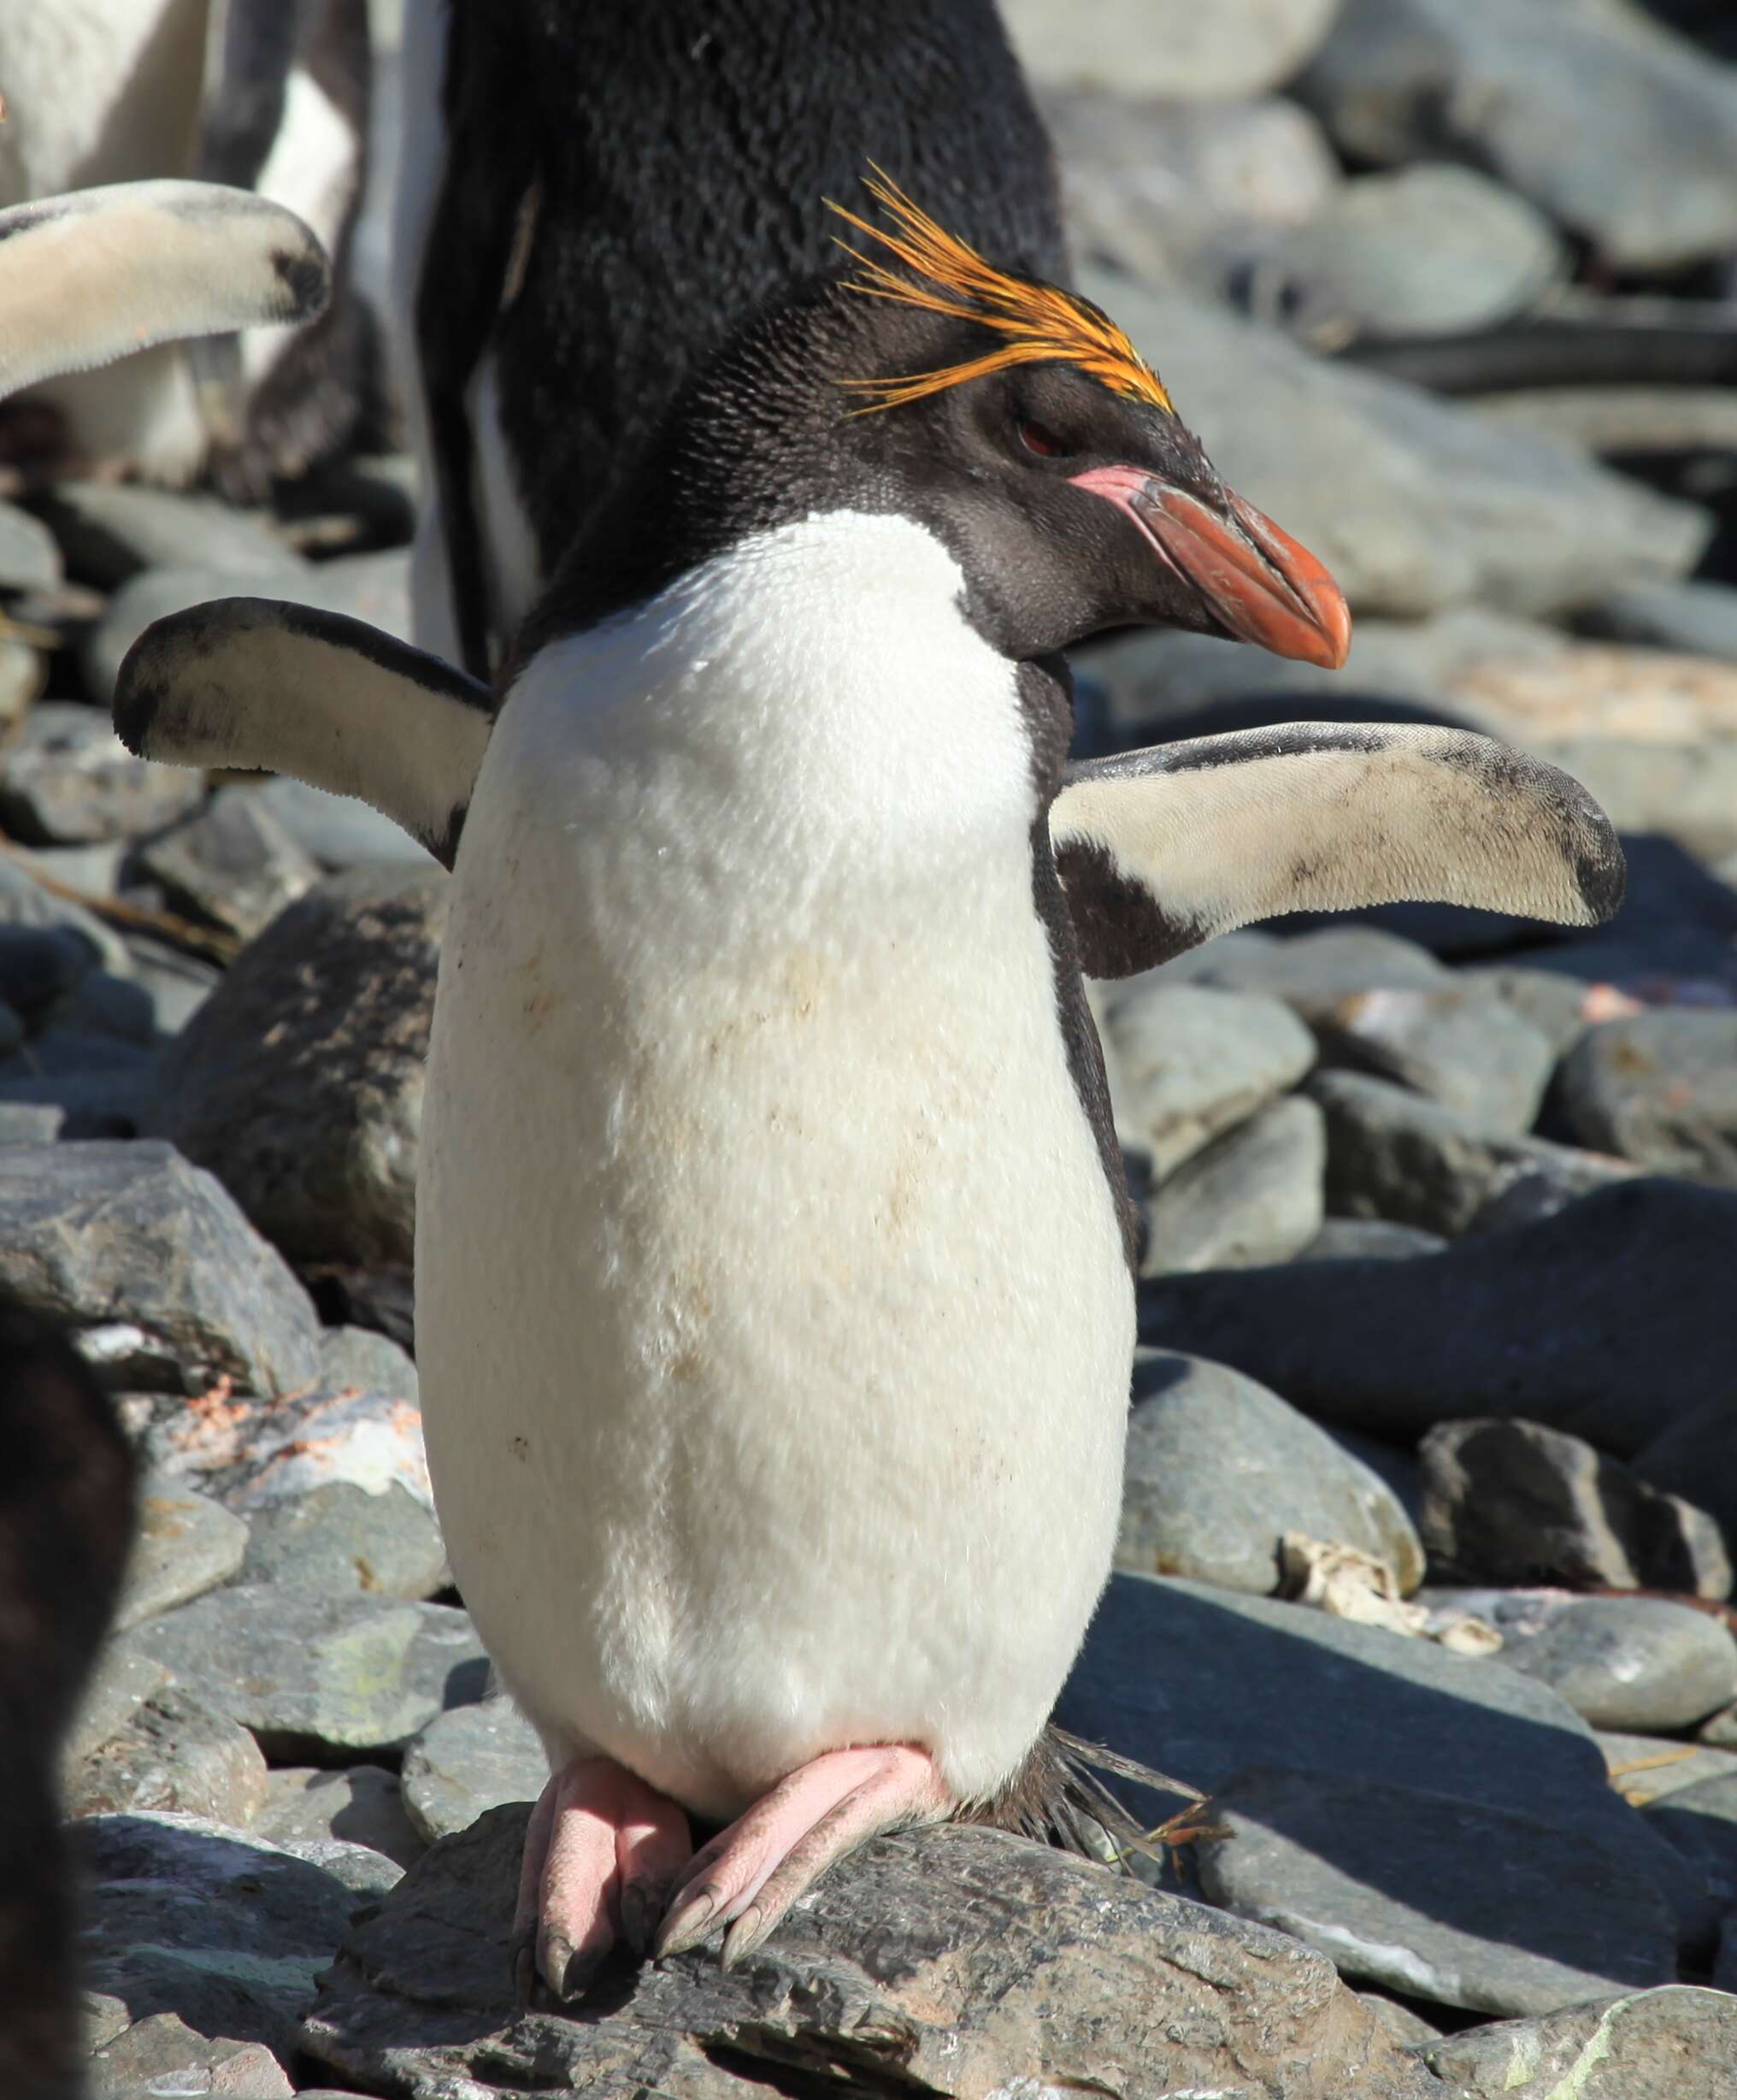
0, 180, 330, 400
1051, 721, 1626, 980
114, 598, 492, 869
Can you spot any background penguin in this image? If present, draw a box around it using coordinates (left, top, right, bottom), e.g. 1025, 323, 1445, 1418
393, 0, 1066, 676
115, 183, 1625, 2000
0, 0, 378, 495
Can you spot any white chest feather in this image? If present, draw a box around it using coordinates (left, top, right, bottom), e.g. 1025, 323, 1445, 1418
417, 512, 1133, 1816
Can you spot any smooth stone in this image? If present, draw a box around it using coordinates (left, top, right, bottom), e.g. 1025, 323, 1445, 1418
0, 637, 43, 726
129, 1587, 488, 1762
1101, 982, 1315, 1177
1119, 1351, 1423, 1595
1306, 1068, 1633, 1236
1300, 983, 1556, 1136
1138, 1178, 1735, 1459
1169, 923, 1450, 998
32, 481, 302, 587
239, 1481, 448, 1601
1420, 1985, 1737, 2099
252, 776, 439, 870
1462, 964, 1599, 1060
1194, 1767, 1675, 2016
0, 699, 204, 845
1295, 0, 1737, 270
401, 1699, 548, 1843
113, 1479, 250, 1631
1295, 1217, 1447, 1261
300, 1812, 1441, 2100
0, 853, 131, 975
1478, 383, 1737, 459
1645, 1773, 1737, 1914
0, 1141, 321, 1395
62, 1634, 173, 1771
274, 1833, 404, 1904
86, 2013, 293, 2100
1140, 1093, 1324, 1274
1082, 264, 1705, 620
1581, 580, 1737, 664
65, 1686, 268, 1827
0, 1099, 80, 1141
1280, 165, 1562, 339
150, 866, 447, 1268
1057, 1574, 1686, 1919
131, 786, 322, 943
0, 494, 62, 589
125, 933, 219, 1035
1631, 1400, 1737, 1578
51, 966, 156, 1046
1439, 1590, 1737, 1731
256, 1765, 425, 1870
0, 923, 94, 1018
76, 1812, 357, 2062
1557, 1011, 1737, 1183
318, 1323, 419, 1402
1599, 1732, 1737, 1808
1702, 1702, 1737, 1749
1000, 0, 1340, 100
1419, 1419, 1732, 1598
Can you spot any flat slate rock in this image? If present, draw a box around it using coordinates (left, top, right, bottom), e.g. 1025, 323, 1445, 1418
1557, 1010, 1737, 1186
1140, 1093, 1325, 1274
129, 1587, 489, 1763
1195, 1766, 1675, 2017
1599, 1732, 1737, 1808
113, 1479, 250, 1631
239, 1480, 448, 1600
401, 1697, 548, 1844
1419, 1985, 1737, 2100
1119, 1351, 1422, 1594
256, 1765, 425, 1871
1139, 1178, 1733, 1459
86, 2010, 294, 2099
300, 1810, 1440, 2100
77, 1812, 356, 2063
65, 1685, 268, 1829
0, 1141, 321, 1396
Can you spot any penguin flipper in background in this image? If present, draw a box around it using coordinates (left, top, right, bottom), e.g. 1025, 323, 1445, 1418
0, 182, 330, 399
115, 598, 491, 868
1051, 723, 1627, 979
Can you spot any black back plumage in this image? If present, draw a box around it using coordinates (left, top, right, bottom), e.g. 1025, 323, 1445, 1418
419, 0, 1064, 672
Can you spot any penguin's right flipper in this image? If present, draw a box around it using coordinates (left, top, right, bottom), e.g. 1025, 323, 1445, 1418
0, 180, 330, 400
115, 598, 492, 869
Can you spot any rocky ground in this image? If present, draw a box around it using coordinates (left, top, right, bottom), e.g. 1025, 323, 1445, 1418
7, 0, 1737, 2093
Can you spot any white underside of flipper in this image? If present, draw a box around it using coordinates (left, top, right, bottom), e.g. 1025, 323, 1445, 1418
417, 510, 1133, 1820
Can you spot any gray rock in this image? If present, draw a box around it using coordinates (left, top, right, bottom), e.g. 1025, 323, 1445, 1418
1631, 1400, 1737, 1576
274, 1833, 404, 1905
1000, 0, 1340, 99
300, 1811, 1441, 2100
1195, 1767, 1675, 2016
0, 1141, 321, 1395
256, 1766, 425, 1870
1139, 1179, 1735, 1459
86, 2013, 293, 2099
1295, 0, 1737, 270
1419, 1419, 1732, 1598
76, 1812, 356, 2062
1356, 1991, 1441, 2046
1140, 1093, 1324, 1273
125, 933, 220, 1035
319, 1322, 419, 1401
0, 495, 62, 589
252, 776, 438, 870
53, 966, 156, 1047
1102, 982, 1315, 1177
1479, 382, 1737, 460
33, 481, 302, 587
1296, 1217, 1448, 1261
1538, 733, 1737, 865
0, 853, 132, 975
1301, 982, 1557, 1136
1119, 1352, 1423, 1594
1280, 165, 1562, 339
0, 1066, 151, 1134
1306, 1068, 1633, 1235
62, 1635, 172, 1771
129, 1587, 488, 1762
1581, 580, 1737, 664
1178, 923, 1451, 997
1057, 1573, 1691, 1921
0, 699, 204, 845
1646, 1773, 1737, 1915
1419, 1985, 1737, 2099
1440, 1590, 1737, 1731
0, 1023, 156, 1078
85, 549, 412, 704
1082, 264, 1705, 620
140, 1379, 432, 1515
132, 786, 322, 943
1703, 1702, 1737, 1749
0, 637, 44, 728
114, 1479, 250, 1631
1599, 1732, 1737, 1808
64, 1686, 268, 1827
0, 1100, 73, 1142
1462, 964, 1598, 1060
401, 1699, 548, 1843
240, 1482, 448, 1601
150, 866, 447, 1268
1557, 1011, 1737, 1183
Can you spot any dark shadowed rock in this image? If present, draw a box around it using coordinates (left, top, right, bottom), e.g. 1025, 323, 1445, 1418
1419, 1419, 1732, 1597
300, 1809, 1442, 2099
1139, 1179, 1732, 1457
0, 1141, 321, 1395
1646, 1773, 1737, 1920
1195, 1767, 1675, 2016
1557, 1011, 1737, 1185
1419, 1985, 1737, 2099
150, 867, 447, 1269
1632, 1398, 1737, 1571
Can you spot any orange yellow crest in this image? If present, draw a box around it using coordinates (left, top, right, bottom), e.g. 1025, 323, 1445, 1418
827, 167, 1174, 418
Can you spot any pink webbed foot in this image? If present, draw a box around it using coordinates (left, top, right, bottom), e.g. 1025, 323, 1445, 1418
513, 1755, 692, 2001
654, 1743, 949, 1969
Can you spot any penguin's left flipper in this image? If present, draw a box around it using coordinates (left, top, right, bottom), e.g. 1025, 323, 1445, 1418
115, 597, 492, 869
1051, 721, 1626, 979
0, 180, 331, 401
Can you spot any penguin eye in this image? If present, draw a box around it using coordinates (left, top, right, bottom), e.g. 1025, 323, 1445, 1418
1017, 419, 1066, 460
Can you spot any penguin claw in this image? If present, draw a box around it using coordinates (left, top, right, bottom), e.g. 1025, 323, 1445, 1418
652, 1886, 719, 1959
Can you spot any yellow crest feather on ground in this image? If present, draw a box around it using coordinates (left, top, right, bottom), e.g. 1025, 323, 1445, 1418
827, 166, 1174, 417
